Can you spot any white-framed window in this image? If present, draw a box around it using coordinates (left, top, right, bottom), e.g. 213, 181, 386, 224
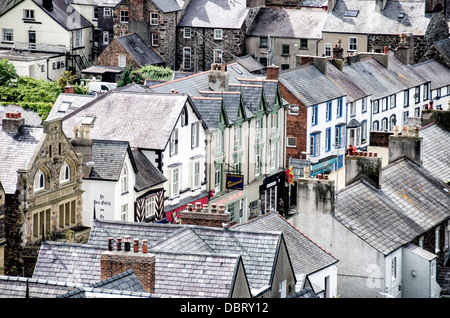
361, 120, 367, 143
33, 208, 51, 239
93, 6, 98, 20
23, 9, 35, 19
183, 47, 191, 70
270, 142, 277, 170
373, 120, 379, 131
402, 110, 409, 124
34, 169, 46, 192
145, 195, 156, 219
271, 112, 278, 133
414, 86, 420, 104
183, 28, 191, 39
337, 98, 343, 117
373, 99, 379, 114
390, 94, 396, 109
289, 104, 299, 115
233, 155, 241, 174
193, 160, 200, 189
171, 168, 179, 197
326, 101, 332, 121
349, 102, 355, 117
287, 137, 296, 148
335, 125, 344, 147
311, 105, 318, 126
121, 204, 128, 221
435, 227, 440, 254
255, 146, 262, 176
60, 161, 70, 184
214, 49, 223, 64
104, 7, 111, 16
121, 164, 128, 193
214, 164, 221, 188
151, 32, 159, 47
362, 97, 367, 113
234, 125, 241, 149
191, 121, 199, 148
150, 12, 159, 25
74, 29, 83, 48
118, 55, 126, 67
216, 129, 223, 154
103, 31, 109, 44
310, 133, 320, 157
256, 117, 262, 140
404, 89, 410, 106
278, 280, 287, 298
170, 128, 178, 156
391, 256, 397, 281
324, 43, 331, 57
349, 37, 357, 52
59, 200, 76, 228
2, 29, 13, 43
120, 10, 128, 23
214, 29, 223, 40
381, 117, 388, 131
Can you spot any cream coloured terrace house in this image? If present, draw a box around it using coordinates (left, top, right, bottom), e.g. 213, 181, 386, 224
0, 0, 94, 76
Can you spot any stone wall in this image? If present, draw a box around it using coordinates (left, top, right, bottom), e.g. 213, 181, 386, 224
94, 37, 141, 69
367, 34, 427, 64
179, 203, 234, 228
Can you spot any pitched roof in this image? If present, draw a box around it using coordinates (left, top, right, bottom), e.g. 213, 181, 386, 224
0, 105, 43, 127
411, 58, 450, 90
278, 63, 346, 106
326, 62, 371, 102
232, 212, 338, 276
419, 123, 450, 183
178, 0, 249, 29
0, 125, 43, 194
60, 91, 192, 150
323, 0, 430, 35
247, 7, 327, 39
335, 156, 450, 255
47, 93, 97, 121
432, 38, 450, 64
115, 33, 164, 67
151, 0, 182, 12
32, 0, 92, 30
132, 147, 166, 191
88, 140, 130, 181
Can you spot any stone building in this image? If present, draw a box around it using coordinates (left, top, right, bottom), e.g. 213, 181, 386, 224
0, 113, 83, 276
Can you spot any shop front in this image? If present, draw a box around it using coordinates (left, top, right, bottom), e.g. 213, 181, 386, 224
259, 170, 286, 216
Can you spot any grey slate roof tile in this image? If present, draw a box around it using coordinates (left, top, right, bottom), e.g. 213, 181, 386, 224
419, 123, 450, 183
412, 58, 450, 90
116, 33, 164, 66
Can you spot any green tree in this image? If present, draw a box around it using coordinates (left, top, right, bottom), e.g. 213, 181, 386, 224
117, 66, 144, 87
57, 70, 77, 92
139, 64, 173, 81
0, 59, 18, 86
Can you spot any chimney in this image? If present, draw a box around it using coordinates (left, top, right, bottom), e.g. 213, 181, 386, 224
394, 33, 414, 65
42, 0, 53, 11
313, 56, 328, 74
266, 65, 280, 80
388, 125, 423, 165
359, 52, 389, 68
332, 39, 344, 60
297, 175, 335, 214
375, 0, 387, 11
178, 203, 233, 227
208, 63, 229, 91
100, 238, 156, 293
70, 125, 94, 177
346, 53, 360, 65
2, 112, 25, 133
345, 151, 383, 188
64, 81, 74, 94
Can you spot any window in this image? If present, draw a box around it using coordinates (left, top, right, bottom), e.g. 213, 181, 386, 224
104, 7, 111, 16
60, 161, 70, 184
215, 164, 222, 188
59, 200, 76, 228
181, 106, 188, 126
183, 28, 191, 39
259, 57, 267, 67
270, 142, 277, 170
310, 133, 320, 157
271, 112, 278, 133
423, 83, 429, 101
33, 209, 51, 239
281, 64, 289, 70
349, 37, 357, 51
183, 47, 191, 70
260, 37, 268, 48
216, 130, 223, 154
121, 165, 128, 193
289, 104, 299, 115
361, 120, 367, 143
414, 107, 420, 117
278, 280, 287, 298
337, 98, 343, 117
234, 125, 241, 149
150, 12, 159, 25
282, 44, 289, 55
325, 127, 331, 152
255, 146, 262, 176
381, 117, 388, 131
390, 94, 396, 109
233, 155, 241, 173
191, 121, 200, 148
74, 29, 83, 48
373, 99, 379, 114
118, 55, 126, 67
103, 31, 109, 44
170, 128, 178, 156
414, 86, 420, 104
362, 97, 367, 113
389, 115, 396, 131
256, 117, 262, 140
23, 9, 35, 19
145, 196, 156, 219
311, 105, 318, 126
213, 49, 223, 64
299, 38, 308, 49
335, 125, 344, 148
121, 204, 128, 221
193, 161, 200, 189
214, 29, 223, 40
326, 101, 332, 121
287, 137, 296, 148
34, 169, 46, 192
349, 102, 355, 117
93, 6, 98, 20
391, 256, 397, 281
403, 110, 409, 123
151, 32, 159, 47
404, 89, 409, 107
171, 168, 179, 197
2, 29, 13, 43
120, 10, 128, 23
373, 120, 379, 131
435, 227, 440, 254
324, 43, 331, 57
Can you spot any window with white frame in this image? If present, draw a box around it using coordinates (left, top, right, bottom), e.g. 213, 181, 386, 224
310, 133, 320, 157
170, 128, 178, 156
120, 10, 128, 23
59, 200, 76, 228
348, 37, 357, 51
233, 156, 241, 174
335, 125, 344, 147
216, 129, 223, 154
373, 99, 379, 114
390, 94, 396, 109
60, 161, 70, 184
151, 32, 159, 47
214, 164, 221, 188
381, 117, 388, 131
349, 102, 355, 117
289, 104, 299, 115
145, 195, 156, 219
193, 160, 200, 189
34, 169, 46, 192
213, 49, 223, 64
93, 6, 98, 20
326, 101, 332, 121
183, 28, 191, 38
214, 29, 223, 40
361, 120, 367, 142
435, 227, 440, 254
337, 98, 343, 117
118, 55, 126, 67
324, 43, 331, 57
278, 280, 287, 298
191, 121, 199, 148
414, 86, 420, 104
391, 256, 397, 281
362, 97, 367, 113
404, 89, 410, 106
403, 110, 409, 123
121, 164, 128, 193
234, 125, 241, 149
33, 208, 51, 239
270, 142, 277, 170
287, 137, 296, 148
389, 115, 396, 131
373, 120, 379, 131
256, 117, 262, 140
2, 29, 13, 43
271, 112, 278, 133
150, 12, 159, 25
23, 9, 35, 19
255, 146, 262, 176
104, 7, 111, 16
103, 31, 109, 44
414, 107, 420, 117
423, 83, 429, 101
183, 47, 191, 70
311, 105, 318, 126
121, 204, 128, 221
74, 29, 83, 48
171, 168, 179, 197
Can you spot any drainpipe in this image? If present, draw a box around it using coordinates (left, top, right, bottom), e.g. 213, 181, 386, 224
46, 57, 52, 81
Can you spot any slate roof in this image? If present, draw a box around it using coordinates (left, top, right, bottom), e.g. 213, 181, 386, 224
88, 140, 129, 181
404, 243, 437, 261
115, 33, 164, 67
47, 93, 97, 121
178, 0, 249, 29
419, 123, 450, 183
326, 62, 371, 103
132, 147, 167, 191
323, 0, 430, 36
151, 0, 182, 12
278, 63, 346, 107
197, 91, 243, 123
432, 38, 450, 65
0, 105, 43, 127
0, 125, 43, 194
32, 0, 92, 30
191, 96, 224, 130
60, 91, 192, 150
411, 59, 450, 90
232, 212, 338, 276
335, 156, 450, 255
247, 7, 327, 39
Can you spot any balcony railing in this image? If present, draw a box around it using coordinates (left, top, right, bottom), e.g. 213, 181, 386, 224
12, 42, 68, 54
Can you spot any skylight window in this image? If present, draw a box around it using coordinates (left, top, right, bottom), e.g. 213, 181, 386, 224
81, 115, 95, 125
134, 46, 143, 54
344, 10, 359, 17
58, 102, 71, 112
398, 12, 405, 19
